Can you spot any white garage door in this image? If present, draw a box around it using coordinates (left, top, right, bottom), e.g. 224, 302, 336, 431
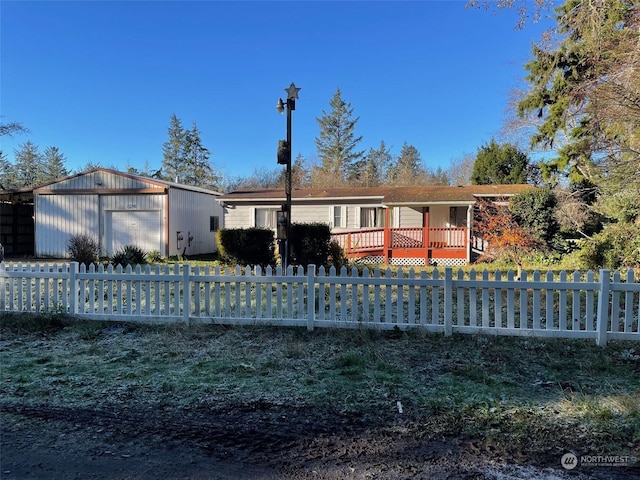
106, 210, 161, 256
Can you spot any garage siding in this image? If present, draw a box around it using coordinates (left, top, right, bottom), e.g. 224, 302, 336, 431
35, 194, 100, 258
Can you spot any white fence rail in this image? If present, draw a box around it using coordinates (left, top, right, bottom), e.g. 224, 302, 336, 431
1, 262, 639, 346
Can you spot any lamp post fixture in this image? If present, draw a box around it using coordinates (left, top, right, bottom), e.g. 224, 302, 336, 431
276, 82, 300, 270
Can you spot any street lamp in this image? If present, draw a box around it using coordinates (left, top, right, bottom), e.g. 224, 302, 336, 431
276, 82, 300, 270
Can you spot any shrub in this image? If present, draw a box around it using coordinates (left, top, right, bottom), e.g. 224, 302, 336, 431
328, 240, 349, 269
67, 234, 99, 266
289, 223, 331, 267
111, 245, 148, 268
509, 188, 559, 246
216, 228, 275, 267
577, 223, 640, 270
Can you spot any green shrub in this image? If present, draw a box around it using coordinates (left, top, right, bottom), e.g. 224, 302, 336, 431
67, 233, 99, 266
216, 228, 275, 267
577, 223, 640, 270
289, 223, 331, 267
328, 240, 349, 269
510, 188, 559, 246
111, 245, 148, 268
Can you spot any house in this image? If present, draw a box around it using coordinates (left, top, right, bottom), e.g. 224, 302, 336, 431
31, 168, 223, 259
219, 184, 533, 266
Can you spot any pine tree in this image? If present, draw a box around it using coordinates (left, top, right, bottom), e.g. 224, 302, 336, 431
42, 146, 68, 181
0, 150, 17, 189
387, 142, 424, 185
162, 114, 187, 183
354, 141, 392, 187
314, 88, 364, 184
13, 141, 45, 187
517, 0, 639, 190
183, 122, 220, 189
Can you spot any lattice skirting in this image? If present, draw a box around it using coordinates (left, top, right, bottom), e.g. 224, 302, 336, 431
390, 257, 426, 266
354, 255, 385, 265
429, 257, 468, 267
354, 256, 468, 266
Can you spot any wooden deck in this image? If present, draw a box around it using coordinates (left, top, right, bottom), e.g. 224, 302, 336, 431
331, 227, 468, 264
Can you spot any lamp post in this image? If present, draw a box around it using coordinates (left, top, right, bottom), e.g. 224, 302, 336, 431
276, 82, 300, 270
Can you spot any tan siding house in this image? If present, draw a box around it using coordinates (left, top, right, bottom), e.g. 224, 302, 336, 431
220, 185, 533, 266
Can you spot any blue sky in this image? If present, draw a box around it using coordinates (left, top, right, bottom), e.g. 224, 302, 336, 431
1, 1, 554, 181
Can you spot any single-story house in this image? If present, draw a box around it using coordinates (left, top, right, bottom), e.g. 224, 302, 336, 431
219, 184, 533, 266
32, 168, 223, 259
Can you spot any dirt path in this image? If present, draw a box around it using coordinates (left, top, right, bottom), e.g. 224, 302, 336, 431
2, 402, 637, 480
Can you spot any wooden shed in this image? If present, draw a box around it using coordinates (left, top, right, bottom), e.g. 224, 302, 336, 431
33, 168, 223, 259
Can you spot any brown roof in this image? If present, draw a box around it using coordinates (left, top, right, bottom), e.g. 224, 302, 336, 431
220, 185, 534, 205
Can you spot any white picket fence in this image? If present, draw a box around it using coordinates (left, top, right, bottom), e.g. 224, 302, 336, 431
1, 261, 639, 346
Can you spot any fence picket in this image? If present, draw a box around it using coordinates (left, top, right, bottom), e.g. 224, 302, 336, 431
2, 262, 639, 345
545, 271, 554, 330
519, 270, 528, 329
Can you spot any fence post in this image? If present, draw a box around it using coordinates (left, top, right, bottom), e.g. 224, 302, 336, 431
307, 264, 316, 331
183, 263, 191, 324
596, 269, 610, 346
444, 267, 453, 336
69, 262, 79, 316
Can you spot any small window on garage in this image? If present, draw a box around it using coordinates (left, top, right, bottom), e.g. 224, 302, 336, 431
210, 216, 220, 231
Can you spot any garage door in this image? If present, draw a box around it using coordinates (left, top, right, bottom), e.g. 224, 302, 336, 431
106, 210, 161, 256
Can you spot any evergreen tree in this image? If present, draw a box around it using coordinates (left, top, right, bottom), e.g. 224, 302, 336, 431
0, 150, 17, 189
387, 142, 424, 185
42, 146, 68, 181
13, 141, 45, 187
517, 0, 639, 191
162, 114, 187, 183
354, 141, 392, 187
314, 88, 364, 184
183, 122, 220, 189
470, 139, 529, 185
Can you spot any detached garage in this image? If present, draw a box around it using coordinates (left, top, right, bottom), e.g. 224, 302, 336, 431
33, 168, 223, 259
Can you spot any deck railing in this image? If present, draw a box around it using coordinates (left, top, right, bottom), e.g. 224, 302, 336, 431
332, 227, 467, 254
2, 261, 639, 346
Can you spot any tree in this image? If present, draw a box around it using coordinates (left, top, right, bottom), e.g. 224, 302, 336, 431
471, 139, 530, 185
517, 0, 639, 192
42, 146, 68, 181
314, 88, 364, 184
0, 150, 17, 189
161, 115, 220, 189
424, 166, 450, 186
509, 188, 559, 246
0, 119, 28, 137
447, 153, 475, 185
162, 114, 187, 183
474, 198, 543, 275
183, 122, 221, 189
387, 142, 425, 185
354, 141, 392, 187
13, 141, 45, 187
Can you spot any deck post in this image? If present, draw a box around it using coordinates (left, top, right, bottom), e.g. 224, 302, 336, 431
423, 207, 430, 264
383, 208, 391, 265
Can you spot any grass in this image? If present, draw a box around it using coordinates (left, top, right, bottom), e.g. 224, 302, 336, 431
1, 313, 639, 460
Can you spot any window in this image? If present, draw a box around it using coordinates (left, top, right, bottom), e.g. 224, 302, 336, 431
255, 208, 278, 228
333, 206, 344, 228
360, 207, 385, 228
210, 216, 220, 232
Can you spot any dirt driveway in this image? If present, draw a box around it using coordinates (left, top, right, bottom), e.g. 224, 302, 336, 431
2, 401, 637, 480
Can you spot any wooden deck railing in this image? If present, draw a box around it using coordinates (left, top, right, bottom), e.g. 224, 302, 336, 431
331, 227, 468, 254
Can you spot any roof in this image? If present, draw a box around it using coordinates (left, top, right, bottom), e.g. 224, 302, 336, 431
32, 168, 223, 196
220, 184, 534, 205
